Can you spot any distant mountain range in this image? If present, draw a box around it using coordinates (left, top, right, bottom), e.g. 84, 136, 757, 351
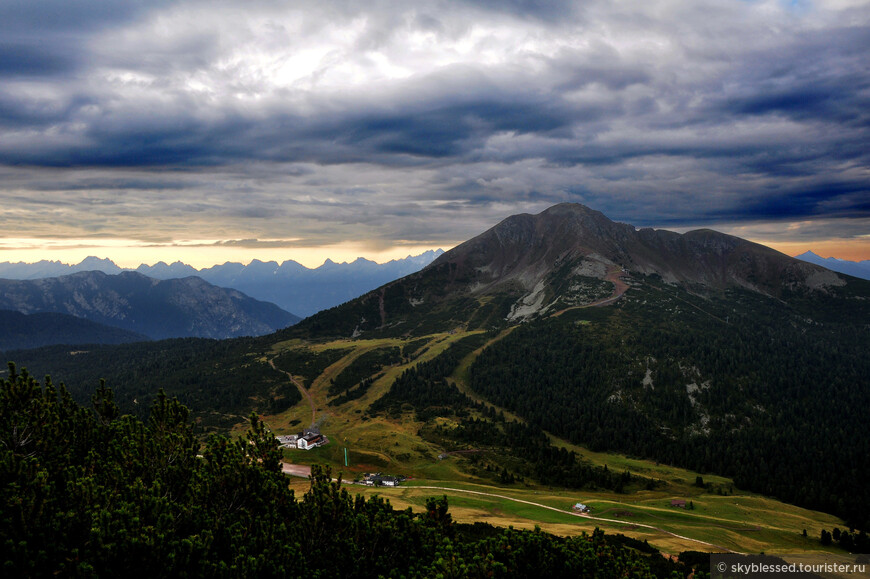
0, 250, 444, 317
795, 251, 870, 280
292, 203, 850, 338
0, 271, 299, 342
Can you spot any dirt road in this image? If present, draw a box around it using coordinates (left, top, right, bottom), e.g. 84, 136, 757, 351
552, 266, 630, 317
409, 485, 739, 553
281, 463, 312, 478
590, 267, 630, 307
277, 464, 737, 552
268, 359, 315, 428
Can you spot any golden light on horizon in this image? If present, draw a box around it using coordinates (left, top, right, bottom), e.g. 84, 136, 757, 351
0, 238, 450, 270
762, 239, 870, 263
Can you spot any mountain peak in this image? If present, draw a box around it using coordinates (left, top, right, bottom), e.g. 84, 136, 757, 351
797, 250, 822, 259
432, 203, 844, 300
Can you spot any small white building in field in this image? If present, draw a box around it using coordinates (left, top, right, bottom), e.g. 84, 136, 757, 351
297, 433, 326, 450
572, 502, 591, 513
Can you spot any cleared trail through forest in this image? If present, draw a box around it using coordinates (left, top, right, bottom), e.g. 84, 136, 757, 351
269, 358, 316, 428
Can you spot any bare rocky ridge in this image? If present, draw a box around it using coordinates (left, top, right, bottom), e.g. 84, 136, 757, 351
293, 203, 850, 336
431, 203, 844, 298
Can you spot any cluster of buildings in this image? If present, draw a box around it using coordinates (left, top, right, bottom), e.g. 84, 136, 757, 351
358, 473, 403, 487
276, 428, 328, 451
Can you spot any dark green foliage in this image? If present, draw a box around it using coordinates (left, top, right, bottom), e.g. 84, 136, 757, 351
0, 309, 149, 350
0, 367, 676, 577
327, 377, 376, 406
327, 346, 401, 397
283, 264, 517, 340
371, 336, 655, 492
429, 418, 651, 493
677, 551, 711, 574
818, 527, 870, 553
821, 530, 833, 546
368, 334, 487, 419
468, 280, 870, 528
272, 346, 351, 387
402, 337, 431, 360
5, 337, 295, 430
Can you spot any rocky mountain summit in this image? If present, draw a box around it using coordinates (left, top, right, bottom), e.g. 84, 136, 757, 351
293, 203, 849, 337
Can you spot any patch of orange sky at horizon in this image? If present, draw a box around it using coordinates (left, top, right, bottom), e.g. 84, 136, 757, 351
1, 238, 868, 269
762, 240, 870, 262
0, 241, 451, 270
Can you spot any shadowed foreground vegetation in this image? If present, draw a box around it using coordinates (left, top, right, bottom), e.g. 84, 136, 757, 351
1, 364, 704, 578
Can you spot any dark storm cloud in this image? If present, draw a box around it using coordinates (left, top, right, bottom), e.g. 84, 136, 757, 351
0, 0, 169, 33
462, 0, 577, 21
0, 42, 78, 77
0, 0, 868, 251
712, 26, 870, 125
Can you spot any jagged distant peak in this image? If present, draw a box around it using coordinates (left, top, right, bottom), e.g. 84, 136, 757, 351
79, 255, 117, 265
797, 250, 823, 259
795, 250, 870, 280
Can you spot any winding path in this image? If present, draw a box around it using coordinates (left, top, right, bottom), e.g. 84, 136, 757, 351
410, 485, 740, 553
277, 464, 739, 552
282, 463, 312, 478
551, 266, 631, 317
591, 267, 630, 307
269, 358, 316, 428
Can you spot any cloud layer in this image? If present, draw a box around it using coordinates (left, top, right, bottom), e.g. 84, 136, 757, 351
2, 0, 869, 258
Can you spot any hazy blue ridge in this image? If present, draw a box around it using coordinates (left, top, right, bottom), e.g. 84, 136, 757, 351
795, 251, 870, 280
0, 250, 444, 317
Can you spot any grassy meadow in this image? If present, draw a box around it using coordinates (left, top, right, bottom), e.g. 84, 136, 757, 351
255, 331, 848, 557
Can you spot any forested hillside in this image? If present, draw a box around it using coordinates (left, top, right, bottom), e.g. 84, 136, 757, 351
0, 366, 694, 578
467, 278, 870, 529
0, 309, 148, 350
4, 337, 295, 431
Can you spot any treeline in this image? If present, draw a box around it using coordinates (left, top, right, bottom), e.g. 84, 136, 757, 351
327, 346, 401, 397
368, 333, 489, 419
819, 527, 870, 553
430, 417, 651, 493
272, 346, 351, 387
5, 337, 294, 430
370, 336, 656, 493
0, 365, 690, 578
468, 281, 870, 529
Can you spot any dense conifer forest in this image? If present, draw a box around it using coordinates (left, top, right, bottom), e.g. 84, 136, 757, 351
370, 335, 656, 493
0, 364, 697, 577
4, 337, 294, 431
468, 281, 870, 529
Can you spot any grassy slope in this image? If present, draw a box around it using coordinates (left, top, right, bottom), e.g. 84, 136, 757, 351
253, 332, 848, 557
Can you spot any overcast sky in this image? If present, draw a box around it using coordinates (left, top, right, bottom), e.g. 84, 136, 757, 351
1, 0, 868, 267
